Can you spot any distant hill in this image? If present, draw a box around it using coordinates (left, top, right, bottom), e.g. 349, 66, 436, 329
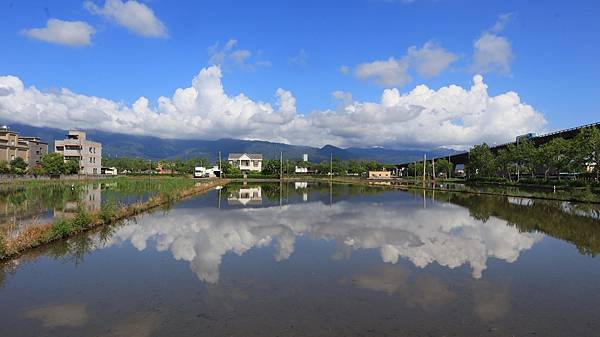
7, 124, 458, 164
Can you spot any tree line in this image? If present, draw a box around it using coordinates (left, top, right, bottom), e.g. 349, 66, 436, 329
0, 153, 79, 175
466, 127, 600, 181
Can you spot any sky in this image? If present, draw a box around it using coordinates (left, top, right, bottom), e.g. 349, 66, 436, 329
0, 0, 599, 150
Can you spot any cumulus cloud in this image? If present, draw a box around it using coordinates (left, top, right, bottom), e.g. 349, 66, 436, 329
208, 39, 270, 71
354, 57, 411, 87
22, 19, 95, 47
352, 41, 457, 87
0, 65, 546, 149
339, 65, 350, 74
84, 0, 167, 38
99, 189, 542, 283
407, 41, 458, 78
470, 14, 514, 74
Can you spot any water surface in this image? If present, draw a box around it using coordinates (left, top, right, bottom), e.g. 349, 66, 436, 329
1, 182, 599, 337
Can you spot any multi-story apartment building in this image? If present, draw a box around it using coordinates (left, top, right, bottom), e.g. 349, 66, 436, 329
0, 126, 30, 163
21, 137, 48, 167
55, 131, 102, 175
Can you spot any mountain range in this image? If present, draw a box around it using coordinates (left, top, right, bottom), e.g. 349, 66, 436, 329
7, 123, 458, 164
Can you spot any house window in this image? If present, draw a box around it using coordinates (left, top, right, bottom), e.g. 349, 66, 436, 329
89, 157, 93, 163
253, 160, 260, 166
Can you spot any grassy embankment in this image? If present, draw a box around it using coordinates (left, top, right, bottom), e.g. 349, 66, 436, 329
0, 177, 227, 260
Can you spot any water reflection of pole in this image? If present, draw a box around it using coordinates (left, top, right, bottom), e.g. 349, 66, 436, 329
423, 189, 426, 209
218, 187, 221, 209
329, 180, 333, 207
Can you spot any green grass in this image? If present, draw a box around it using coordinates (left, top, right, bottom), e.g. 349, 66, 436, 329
50, 218, 74, 240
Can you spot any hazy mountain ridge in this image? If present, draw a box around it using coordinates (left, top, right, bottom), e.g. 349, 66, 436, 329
7, 124, 458, 164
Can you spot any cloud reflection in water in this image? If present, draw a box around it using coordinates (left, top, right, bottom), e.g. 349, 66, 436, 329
103, 197, 542, 283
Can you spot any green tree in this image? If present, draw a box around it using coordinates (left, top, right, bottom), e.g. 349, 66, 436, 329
495, 149, 514, 180
0, 160, 10, 174
538, 138, 571, 179
575, 127, 600, 179
262, 159, 281, 175
28, 164, 45, 177
467, 143, 496, 178
434, 158, 454, 178
64, 159, 80, 174
9, 157, 27, 174
41, 153, 66, 175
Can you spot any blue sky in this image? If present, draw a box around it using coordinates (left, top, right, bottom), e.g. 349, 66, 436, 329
0, 0, 599, 149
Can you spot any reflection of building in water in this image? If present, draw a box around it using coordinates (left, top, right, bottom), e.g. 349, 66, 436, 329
54, 185, 102, 218
227, 187, 262, 206
294, 182, 308, 189
507, 197, 533, 207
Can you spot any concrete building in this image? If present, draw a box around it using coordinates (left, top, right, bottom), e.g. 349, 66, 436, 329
228, 153, 263, 172
55, 131, 102, 175
0, 126, 29, 163
367, 171, 391, 180
21, 137, 48, 167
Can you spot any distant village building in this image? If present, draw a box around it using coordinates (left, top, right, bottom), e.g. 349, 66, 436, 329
194, 166, 221, 178
21, 137, 48, 167
0, 126, 29, 163
303, 154, 308, 162
367, 170, 391, 180
228, 153, 263, 172
55, 131, 102, 175
0, 126, 48, 166
295, 166, 308, 174
101, 167, 118, 175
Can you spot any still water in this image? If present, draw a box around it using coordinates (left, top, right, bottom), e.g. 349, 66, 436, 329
0, 178, 195, 238
1, 182, 600, 336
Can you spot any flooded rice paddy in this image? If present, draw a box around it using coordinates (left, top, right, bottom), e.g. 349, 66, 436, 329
1, 181, 600, 336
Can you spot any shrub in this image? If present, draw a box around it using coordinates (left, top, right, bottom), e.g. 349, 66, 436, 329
50, 218, 73, 240
72, 207, 92, 231
99, 201, 117, 223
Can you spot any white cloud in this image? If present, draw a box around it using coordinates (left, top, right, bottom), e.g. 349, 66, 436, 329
351, 41, 456, 87
0, 66, 546, 149
354, 57, 411, 87
339, 65, 350, 74
84, 0, 167, 38
470, 14, 514, 75
407, 41, 458, 78
22, 19, 95, 47
208, 39, 270, 71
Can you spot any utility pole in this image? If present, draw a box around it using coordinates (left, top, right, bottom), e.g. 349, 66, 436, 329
422, 154, 427, 184
448, 155, 451, 179
218, 151, 222, 178
432, 159, 436, 181
330, 153, 333, 182
280, 151, 283, 180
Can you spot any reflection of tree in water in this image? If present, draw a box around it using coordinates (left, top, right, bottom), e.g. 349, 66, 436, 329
446, 193, 600, 256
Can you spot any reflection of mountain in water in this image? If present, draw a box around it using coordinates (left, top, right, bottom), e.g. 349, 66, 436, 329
104, 194, 542, 283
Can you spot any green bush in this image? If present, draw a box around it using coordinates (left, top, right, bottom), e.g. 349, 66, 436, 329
72, 207, 92, 231
99, 201, 118, 223
50, 218, 73, 240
